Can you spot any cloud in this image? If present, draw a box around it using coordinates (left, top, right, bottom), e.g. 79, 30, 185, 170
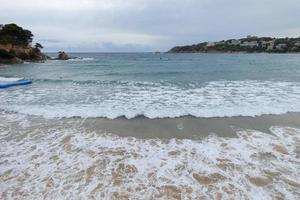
1, 0, 299, 51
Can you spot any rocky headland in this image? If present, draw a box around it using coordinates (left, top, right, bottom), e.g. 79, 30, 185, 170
168, 36, 300, 53
0, 24, 47, 64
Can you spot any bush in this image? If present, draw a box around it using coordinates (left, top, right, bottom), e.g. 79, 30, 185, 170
0, 24, 33, 46
0, 49, 14, 59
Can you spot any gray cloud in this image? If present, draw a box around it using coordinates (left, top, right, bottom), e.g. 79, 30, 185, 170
1, 0, 299, 52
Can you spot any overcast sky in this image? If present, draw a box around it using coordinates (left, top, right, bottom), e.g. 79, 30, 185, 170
1, 0, 299, 52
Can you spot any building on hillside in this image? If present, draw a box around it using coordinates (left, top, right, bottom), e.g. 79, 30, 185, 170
0, 24, 3, 30
240, 41, 258, 48
275, 43, 287, 50
228, 39, 240, 45
206, 42, 216, 47
294, 42, 300, 47
247, 35, 258, 39
266, 40, 275, 51
261, 41, 273, 48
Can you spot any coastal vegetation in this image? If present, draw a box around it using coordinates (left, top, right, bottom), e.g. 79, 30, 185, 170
169, 36, 300, 53
0, 23, 47, 64
0, 23, 33, 46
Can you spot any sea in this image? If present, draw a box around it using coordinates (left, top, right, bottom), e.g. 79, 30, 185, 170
0, 53, 300, 199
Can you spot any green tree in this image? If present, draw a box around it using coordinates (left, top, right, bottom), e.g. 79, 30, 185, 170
0, 24, 33, 46
34, 43, 43, 51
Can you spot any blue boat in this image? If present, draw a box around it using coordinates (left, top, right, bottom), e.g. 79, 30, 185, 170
0, 80, 32, 88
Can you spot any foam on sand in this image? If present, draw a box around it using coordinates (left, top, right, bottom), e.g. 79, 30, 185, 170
0, 112, 299, 199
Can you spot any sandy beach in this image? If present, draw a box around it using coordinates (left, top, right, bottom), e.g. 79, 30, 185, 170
1, 110, 300, 199
1, 1, 300, 199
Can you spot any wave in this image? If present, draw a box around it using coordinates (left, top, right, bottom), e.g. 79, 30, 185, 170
3, 105, 300, 119
32, 79, 167, 87
68, 57, 95, 61
0, 111, 299, 199
1, 80, 300, 119
97, 71, 190, 77
46, 57, 95, 62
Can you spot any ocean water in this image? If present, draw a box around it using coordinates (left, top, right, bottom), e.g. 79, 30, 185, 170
0, 53, 300, 118
1, 53, 300, 199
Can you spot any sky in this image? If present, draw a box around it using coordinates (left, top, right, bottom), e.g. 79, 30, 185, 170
1, 0, 300, 52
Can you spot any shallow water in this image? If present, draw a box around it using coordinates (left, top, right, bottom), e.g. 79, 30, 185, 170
0, 112, 300, 199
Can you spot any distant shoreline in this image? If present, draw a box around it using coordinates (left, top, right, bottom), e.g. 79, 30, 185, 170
168, 51, 300, 54
5, 109, 300, 139
169, 36, 300, 53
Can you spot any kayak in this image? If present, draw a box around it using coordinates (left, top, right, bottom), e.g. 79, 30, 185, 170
0, 80, 32, 88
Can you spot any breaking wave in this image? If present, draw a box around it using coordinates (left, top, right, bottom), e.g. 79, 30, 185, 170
1, 80, 300, 119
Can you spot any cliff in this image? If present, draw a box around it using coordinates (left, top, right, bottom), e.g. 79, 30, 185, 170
0, 44, 47, 64
168, 36, 300, 53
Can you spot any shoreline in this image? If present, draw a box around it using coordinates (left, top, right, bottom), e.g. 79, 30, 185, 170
68, 112, 300, 139
5, 110, 300, 139
167, 51, 300, 54
1, 109, 300, 199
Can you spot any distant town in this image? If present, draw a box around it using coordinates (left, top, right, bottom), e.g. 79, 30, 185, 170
169, 35, 300, 53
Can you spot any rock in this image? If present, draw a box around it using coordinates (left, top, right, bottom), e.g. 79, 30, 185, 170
0, 47, 47, 64
13, 57, 22, 64
28, 51, 48, 62
0, 49, 22, 64
54, 51, 77, 60
0, 56, 23, 64
57, 51, 70, 60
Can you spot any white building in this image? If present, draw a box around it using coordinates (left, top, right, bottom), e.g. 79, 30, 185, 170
229, 39, 240, 45
294, 42, 300, 47
0, 24, 3, 30
261, 41, 271, 48
261, 40, 277, 49
266, 40, 275, 50
206, 42, 216, 47
240, 41, 258, 48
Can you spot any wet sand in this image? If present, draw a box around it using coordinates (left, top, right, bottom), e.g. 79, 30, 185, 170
1, 111, 300, 199
70, 112, 300, 139
6, 110, 300, 140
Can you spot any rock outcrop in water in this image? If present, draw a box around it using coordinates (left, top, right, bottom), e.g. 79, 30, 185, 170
51, 51, 76, 60
0, 24, 47, 64
168, 36, 300, 53
57, 51, 70, 60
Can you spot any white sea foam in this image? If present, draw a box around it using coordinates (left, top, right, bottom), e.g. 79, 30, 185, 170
0, 112, 299, 199
1, 80, 300, 119
0, 76, 23, 82
68, 57, 95, 61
